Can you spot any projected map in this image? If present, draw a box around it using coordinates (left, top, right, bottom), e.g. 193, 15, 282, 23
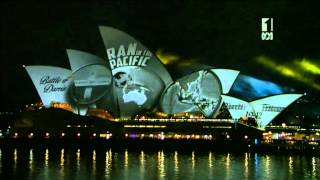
161, 70, 222, 117
114, 71, 151, 106
177, 71, 219, 114
123, 88, 147, 106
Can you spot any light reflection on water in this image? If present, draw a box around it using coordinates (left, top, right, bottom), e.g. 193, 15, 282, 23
244, 153, 249, 179
174, 151, 179, 178
105, 149, 112, 179
0, 148, 319, 179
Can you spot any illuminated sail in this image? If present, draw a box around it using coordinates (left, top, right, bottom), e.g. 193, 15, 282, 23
161, 70, 222, 118
223, 94, 303, 129
99, 26, 172, 87
113, 67, 165, 118
66, 49, 109, 72
99, 26, 171, 118
211, 69, 239, 94
24, 65, 73, 107
66, 49, 114, 115
250, 94, 303, 128
221, 95, 254, 120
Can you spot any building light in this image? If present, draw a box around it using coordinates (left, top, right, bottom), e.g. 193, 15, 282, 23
77, 133, 81, 137
14, 133, 18, 137
226, 135, 230, 139
125, 133, 128, 137
244, 135, 248, 139
29, 133, 34, 138
45, 133, 49, 137
93, 133, 97, 137
61, 133, 65, 137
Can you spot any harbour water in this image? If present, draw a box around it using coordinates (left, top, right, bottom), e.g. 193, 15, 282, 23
0, 147, 319, 179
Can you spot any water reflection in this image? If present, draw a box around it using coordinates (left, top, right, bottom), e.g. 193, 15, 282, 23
105, 149, 112, 179
60, 149, 64, 178
124, 149, 129, 180
225, 153, 231, 179
139, 150, 145, 178
289, 156, 293, 176
244, 153, 249, 179
312, 157, 317, 177
45, 148, 49, 167
174, 151, 179, 178
265, 155, 270, 179
13, 148, 17, 172
44, 148, 49, 180
92, 150, 96, 176
0, 148, 319, 179
76, 149, 80, 171
29, 149, 33, 175
158, 150, 165, 179
208, 152, 213, 179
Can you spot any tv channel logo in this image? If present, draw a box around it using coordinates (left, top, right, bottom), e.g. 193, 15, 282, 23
261, 18, 273, 40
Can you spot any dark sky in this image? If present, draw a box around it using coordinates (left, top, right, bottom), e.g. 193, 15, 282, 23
1, 1, 320, 112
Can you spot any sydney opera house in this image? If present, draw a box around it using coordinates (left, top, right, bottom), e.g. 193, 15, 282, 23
11, 26, 307, 142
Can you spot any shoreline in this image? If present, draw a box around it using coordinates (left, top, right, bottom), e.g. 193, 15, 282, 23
0, 138, 319, 155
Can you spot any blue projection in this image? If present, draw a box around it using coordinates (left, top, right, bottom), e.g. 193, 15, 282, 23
230, 74, 295, 101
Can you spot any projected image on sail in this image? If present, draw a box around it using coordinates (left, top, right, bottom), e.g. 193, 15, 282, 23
112, 67, 165, 119
71, 64, 112, 104
66, 49, 113, 115
160, 70, 222, 118
99, 26, 173, 88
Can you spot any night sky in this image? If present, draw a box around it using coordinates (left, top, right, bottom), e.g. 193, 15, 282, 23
1, 1, 320, 118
